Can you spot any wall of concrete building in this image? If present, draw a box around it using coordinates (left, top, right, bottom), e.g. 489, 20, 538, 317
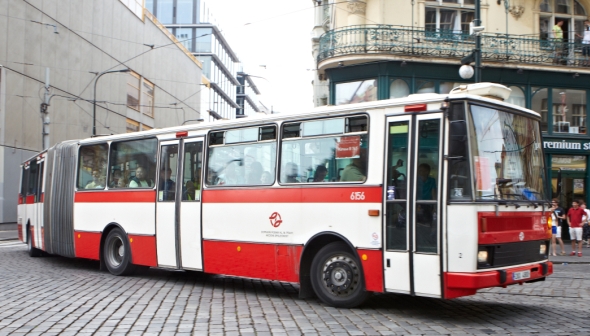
0, 0, 203, 223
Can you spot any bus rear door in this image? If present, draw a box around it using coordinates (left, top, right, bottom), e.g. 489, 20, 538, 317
383, 113, 443, 297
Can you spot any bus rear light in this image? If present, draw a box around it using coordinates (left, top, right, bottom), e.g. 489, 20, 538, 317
368, 209, 380, 216
477, 250, 488, 263
404, 104, 427, 112
176, 131, 188, 138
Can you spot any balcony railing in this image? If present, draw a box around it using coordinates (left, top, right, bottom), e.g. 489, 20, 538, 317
318, 25, 589, 68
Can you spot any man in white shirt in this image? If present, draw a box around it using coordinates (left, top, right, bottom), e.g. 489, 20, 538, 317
576, 20, 590, 65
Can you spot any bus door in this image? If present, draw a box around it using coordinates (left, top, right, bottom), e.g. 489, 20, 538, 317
383, 113, 443, 297
156, 138, 204, 270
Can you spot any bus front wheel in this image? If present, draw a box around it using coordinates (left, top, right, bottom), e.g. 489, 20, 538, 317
103, 228, 135, 276
310, 241, 370, 308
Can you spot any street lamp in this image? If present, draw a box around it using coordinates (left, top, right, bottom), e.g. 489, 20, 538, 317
459, 0, 483, 82
92, 68, 130, 136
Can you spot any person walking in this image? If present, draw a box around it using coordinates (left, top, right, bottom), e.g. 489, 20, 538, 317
582, 201, 590, 248
567, 199, 585, 256
550, 198, 566, 256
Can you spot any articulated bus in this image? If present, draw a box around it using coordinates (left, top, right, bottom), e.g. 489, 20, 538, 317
18, 83, 552, 307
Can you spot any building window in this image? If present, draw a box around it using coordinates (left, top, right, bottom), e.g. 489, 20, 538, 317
126, 119, 140, 133
506, 86, 526, 108
142, 79, 155, 118
539, 0, 586, 41
141, 124, 153, 131
532, 87, 549, 132
425, 0, 474, 33
156, 0, 173, 24
195, 28, 212, 52
390, 79, 410, 99
127, 72, 140, 111
175, 28, 193, 52
552, 88, 586, 134
335, 79, 377, 105
120, 0, 143, 19
176, 0, 194, 24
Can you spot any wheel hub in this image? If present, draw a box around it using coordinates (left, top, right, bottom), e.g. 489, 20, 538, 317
322, 256, 359, 297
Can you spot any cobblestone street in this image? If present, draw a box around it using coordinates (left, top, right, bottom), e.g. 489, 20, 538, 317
0, 241, 589, 336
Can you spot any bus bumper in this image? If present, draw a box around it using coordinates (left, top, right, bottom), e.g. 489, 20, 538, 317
443, 261, 553, 299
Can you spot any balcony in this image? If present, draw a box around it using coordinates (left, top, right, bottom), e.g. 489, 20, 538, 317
318, 25, 590, 69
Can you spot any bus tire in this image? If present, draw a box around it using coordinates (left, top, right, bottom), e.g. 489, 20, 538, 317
27, 229, 42, 258
103, 228, 135, 276
310, 241, 370, 308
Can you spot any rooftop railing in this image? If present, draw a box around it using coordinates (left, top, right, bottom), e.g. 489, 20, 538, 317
318, 25, 590, 68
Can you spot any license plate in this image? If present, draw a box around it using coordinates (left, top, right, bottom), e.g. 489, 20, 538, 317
512, 270, 531, 281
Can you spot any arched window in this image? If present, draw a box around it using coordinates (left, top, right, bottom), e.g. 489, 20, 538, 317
539, 0, 587, 42
425, 0, 475, 34
390, 79, 410, 99
506, 86, 525, 108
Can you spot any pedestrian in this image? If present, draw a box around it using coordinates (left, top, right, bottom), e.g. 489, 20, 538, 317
576, 20, 590, 66
582, 201, 590, 247
566, 199, 585, 257
552, 19, 565, 64
550, 198, 566, 256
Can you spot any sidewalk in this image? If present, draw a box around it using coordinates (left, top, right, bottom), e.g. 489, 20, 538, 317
549, 240, 590, 264
0, 223, 17, 241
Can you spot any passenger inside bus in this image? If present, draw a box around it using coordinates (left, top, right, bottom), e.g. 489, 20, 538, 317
260, 171, 273, 184
417, 163, 436, 200
159, 168, 176, 200
340, 149, 367, 182
129, 166, 153, 188
184, 168, 201, 200
313, 165, 328, 182
117, 177, 127, 188
109, 169, 122, 188
85, 170, 104, 189
247, 162, 263, 185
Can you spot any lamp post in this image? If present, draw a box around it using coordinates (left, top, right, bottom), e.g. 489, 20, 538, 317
92, 69, 130, 136
459, 0, 483, 82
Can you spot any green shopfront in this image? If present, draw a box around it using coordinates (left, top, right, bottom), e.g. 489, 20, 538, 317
326, 62, 590, 239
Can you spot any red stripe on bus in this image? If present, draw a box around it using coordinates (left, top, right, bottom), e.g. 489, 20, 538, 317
18, 195, 24, 205
74, 231, 101, 260
129, 235, 157, 267
443, 261, 553, 299
203, 240, 302, 282
357, 249, 384, 293
74, 190, 156, 203
478, 212, 549, 244
26, 195, 35, 204
40, 193, 44, 203
202, 186, 383, 203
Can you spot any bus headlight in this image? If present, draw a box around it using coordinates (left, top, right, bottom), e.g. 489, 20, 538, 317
477, 250, 488, 263
540, 244, 547, 255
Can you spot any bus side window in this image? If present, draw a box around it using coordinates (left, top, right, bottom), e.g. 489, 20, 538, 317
109, 138, 157, 189
77, 144, 108, 190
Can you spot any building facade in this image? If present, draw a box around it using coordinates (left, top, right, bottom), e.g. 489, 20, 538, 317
236, 71, 262, 118
145, 0, 265, 121
312, 0, 590, 219
0, 0, 203, 223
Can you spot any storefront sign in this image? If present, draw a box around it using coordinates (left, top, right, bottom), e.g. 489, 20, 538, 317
543, 140, 590, 151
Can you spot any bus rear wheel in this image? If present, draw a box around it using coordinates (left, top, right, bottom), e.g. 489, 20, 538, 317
103, 228, 135, 276
27, 229, 41, 257
310, 241, 370, 308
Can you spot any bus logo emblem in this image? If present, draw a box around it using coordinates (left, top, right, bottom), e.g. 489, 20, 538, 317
269, 212, 282, 228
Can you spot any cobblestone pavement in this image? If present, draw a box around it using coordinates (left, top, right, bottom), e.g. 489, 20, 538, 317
1, 241, 589, 336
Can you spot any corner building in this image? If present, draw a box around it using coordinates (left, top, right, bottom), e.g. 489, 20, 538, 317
311, 0, 590, 228
0, 0, 203, 223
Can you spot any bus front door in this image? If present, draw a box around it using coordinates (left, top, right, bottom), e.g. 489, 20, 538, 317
156, 138, 204, 270
383, 113, 443, 297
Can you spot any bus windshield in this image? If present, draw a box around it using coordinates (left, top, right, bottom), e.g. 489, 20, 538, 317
468, 104, 546, 201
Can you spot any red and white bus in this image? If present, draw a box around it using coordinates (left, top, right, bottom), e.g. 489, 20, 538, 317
18, 83, 552, 307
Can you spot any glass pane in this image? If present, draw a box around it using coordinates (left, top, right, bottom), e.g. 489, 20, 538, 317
416, 81, 435, 94
439, 9, 457, 32
145, 0, 154, 13
195, 28, 212, 52
182, 142, 203, 201
447, 104, 472, 200
469, 105, 546, 201
539, 17, 550, 40
540, 0, 551, 12
226, 127, 258, 144
416, 120, 440, 201
156, 0, 173, 23
425, 7, 437, 32
387, 121, 409, 200
207, 142, 276, 186
176, 0, 193, 24
461, 10, 474, 34
158, 145, 178, 201
386, 203, 407, 250
415, 203, 438, 253
302, 118, 344, 136
555, 0, 570, 13
175, 28, 193, 51
335, 80, 377, 105
552, 88, 586, 134
110, 139, 157, 189
574, 0, 586, 15
28, 162, 38, 195
506, 86, 526, 107
77, 144, 108, 190
439, 82, 465, 94
280, 134, 368, 183
127, 83, 139, 111
531, 87, 549, 132
390, 79, 410, 99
